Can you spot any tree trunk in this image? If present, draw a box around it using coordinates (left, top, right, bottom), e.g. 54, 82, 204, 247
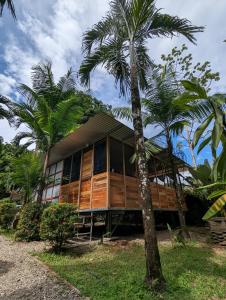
130, 63, 165, 289
185, 126, 197, 168
166, 129, 188, 236
37, 149, 49, 202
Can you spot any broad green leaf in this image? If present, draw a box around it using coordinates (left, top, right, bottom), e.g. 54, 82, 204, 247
202, 194, 226, 220
181, 80, 207, 98
212, 120, 223, 150
193, 114, 213, 147
197, 136, 211, 154
208, 190, 226, 200
197, 181, 226, 190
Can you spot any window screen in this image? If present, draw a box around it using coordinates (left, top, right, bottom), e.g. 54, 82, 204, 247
71, 151, 81, 182
110, 138, 123, 174
124, 145, 136, 177
94, 139, 106, 175
62, 156, 72, 185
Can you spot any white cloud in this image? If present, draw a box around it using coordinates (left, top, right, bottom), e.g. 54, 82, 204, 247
0, 74, 16, 96
0, 0, 226, 151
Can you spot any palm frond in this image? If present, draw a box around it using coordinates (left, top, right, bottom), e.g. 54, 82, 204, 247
80, 38, 130, 95
149, 13, 204, 44
112, 106, 133, 121
82, 14, 115, 54
0, 0, 16, 19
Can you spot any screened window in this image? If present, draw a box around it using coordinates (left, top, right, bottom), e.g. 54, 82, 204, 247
110, 138, 123, 174
49, 164, 56, 175
56, 161, 63, 173
46, 187, 53, 199
94, 139, 106, 175
62, 156, 72, 185
71, 151, 81, 182
124, 145, 136, 177
52, 185, 60, 198
43, 160, 63, 202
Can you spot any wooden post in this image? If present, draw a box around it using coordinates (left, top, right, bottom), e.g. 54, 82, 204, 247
107, 136, 110, 209
78, 149, 83, 210
106, 211, 112, 237
90, 212, 94, 241
90, 144, 94, 210
122, 143, 127, 208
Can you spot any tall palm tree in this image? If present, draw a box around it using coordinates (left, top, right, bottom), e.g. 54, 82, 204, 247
79, 0, 204, 287
0, 0, 16, 19
10, 63, 97, 201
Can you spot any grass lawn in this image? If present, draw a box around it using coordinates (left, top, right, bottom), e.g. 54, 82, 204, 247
0, 228, 15, 240
37, 239, 226, 300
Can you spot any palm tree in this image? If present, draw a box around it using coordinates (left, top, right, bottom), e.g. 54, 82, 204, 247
10, 63, 97, 201
0, 0, 16, 19
79, 0, 204, 287
9, 152, 42, 204
143, 70, 192, 235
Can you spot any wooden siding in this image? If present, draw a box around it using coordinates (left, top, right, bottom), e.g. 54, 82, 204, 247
59, 172, 180, 211
59, 173, 107, 210
92, 172, 108, 209
110, 173, 178, 210
110, 173, 125, 208
59, 180, 79, 205
81, 149, 92, 179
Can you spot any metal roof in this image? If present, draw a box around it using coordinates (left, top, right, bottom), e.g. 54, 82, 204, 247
48, 112, 135, 165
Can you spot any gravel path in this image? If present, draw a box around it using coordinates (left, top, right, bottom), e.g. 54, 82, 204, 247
0, 235, 83, 300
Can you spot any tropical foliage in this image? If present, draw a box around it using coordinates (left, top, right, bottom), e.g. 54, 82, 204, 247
176, 81, 226, 220
8, 62, 110, 201
0, 140, 26, 199
0, 198, 17, 229
8, 152, 42, 204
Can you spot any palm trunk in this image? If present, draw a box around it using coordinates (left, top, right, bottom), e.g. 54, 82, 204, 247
165, 129, 188, 235
37, 149, 50, 202
130, 63, 165, 288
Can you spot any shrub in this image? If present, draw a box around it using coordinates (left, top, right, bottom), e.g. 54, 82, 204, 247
15, 202, 45, 241
40, 204, 78, 252
0, 199, 17, 229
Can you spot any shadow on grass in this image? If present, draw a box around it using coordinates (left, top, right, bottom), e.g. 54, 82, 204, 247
40, 242, 226, 300
0, 260, 14, 276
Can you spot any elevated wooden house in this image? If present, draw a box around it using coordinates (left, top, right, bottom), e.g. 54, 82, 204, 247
43, 113, 186, 231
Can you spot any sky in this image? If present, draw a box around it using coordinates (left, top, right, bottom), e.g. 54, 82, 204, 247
0, 0, 225, 165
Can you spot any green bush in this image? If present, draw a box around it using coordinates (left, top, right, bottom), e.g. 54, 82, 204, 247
40, 204, 78, 252
15, 202, 45, 241
0, 199, 17, 229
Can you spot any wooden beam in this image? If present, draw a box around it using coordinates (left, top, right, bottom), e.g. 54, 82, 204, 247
78, 149, 83, 209
107, 136, 110, 209
122, 143, 126, 208
90, 143, 94, 210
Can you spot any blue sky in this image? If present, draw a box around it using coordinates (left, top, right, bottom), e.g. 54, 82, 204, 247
0, 0, 226, 165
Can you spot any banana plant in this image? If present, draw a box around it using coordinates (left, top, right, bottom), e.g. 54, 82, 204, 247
193, 140, 226, 220
175, 80, 226, 158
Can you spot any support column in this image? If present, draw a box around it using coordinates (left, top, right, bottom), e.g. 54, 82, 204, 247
105, 211, 112, 237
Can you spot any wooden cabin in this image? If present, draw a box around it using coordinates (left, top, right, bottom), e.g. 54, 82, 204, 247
43, 113, 185, 231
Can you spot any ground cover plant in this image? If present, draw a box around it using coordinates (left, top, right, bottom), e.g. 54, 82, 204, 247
38, 240, 226, 300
